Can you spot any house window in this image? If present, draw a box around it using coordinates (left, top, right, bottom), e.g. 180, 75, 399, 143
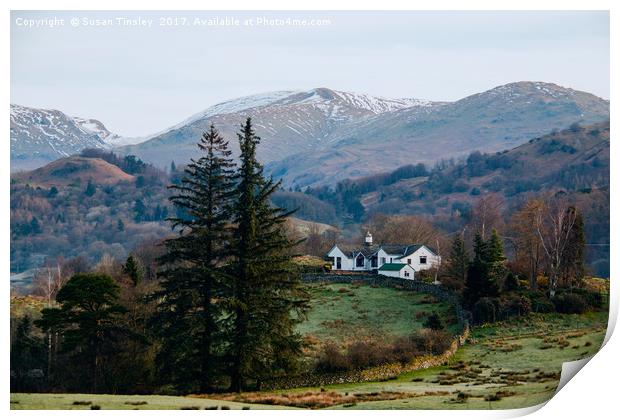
371, 255, 378, 267
420, 256, 427, 265
356, 254, 365, 267
336, 257, 342, 269
404, 271, 410, 277
407, 258, 411, 264
381, 257, 386, 265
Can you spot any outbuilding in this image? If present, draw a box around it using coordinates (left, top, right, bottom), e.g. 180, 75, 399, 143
377, 262, 415, 279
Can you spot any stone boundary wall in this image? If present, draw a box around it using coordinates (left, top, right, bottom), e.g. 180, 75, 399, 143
263, 325, 470, 391
261, 274, 472, 390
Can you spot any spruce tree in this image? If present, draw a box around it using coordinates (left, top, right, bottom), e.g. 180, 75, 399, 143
152, 124, 236, 392
85, 180, 96, 197
445, 233, 469, 290
463, 233, 501, 308
486, 229, 507, 289
228, 118, 309, 392
122, 255, 143, 286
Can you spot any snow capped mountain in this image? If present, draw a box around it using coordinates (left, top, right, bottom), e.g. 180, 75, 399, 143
11, 82, 609, 183
119, 87, 439, 169
266, 82, 610, 187
10, 105, 144, 171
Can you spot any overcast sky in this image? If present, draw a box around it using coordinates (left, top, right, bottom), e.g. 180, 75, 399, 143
11, 10, 609, 137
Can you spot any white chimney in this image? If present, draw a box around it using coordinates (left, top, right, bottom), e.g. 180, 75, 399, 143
365, 231, 373, 246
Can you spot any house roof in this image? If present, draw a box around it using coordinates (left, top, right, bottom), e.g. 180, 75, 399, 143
378, 263, 407, 271
328, 243, 437, 259
332, 244, 382, 258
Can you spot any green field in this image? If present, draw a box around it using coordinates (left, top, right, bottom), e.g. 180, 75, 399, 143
9, 392, 288, 410
296, 282, 458, 347
275, 311, 607, 409
10, 283, 608, 410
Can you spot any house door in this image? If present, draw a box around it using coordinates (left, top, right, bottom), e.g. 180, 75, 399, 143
356, 254, 365, 268
336, 257, 342, 269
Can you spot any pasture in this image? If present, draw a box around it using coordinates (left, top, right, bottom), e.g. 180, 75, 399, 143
11, 282, 607, 410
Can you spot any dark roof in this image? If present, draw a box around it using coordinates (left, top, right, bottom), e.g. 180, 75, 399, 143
378, 263, 407, 271
329, 243, 437, 259
381, 244, 437, 257
332, 244, 382, 258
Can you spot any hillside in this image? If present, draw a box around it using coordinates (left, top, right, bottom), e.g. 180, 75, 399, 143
10, 154, 172, 274
299, 122, 610, 275
8, 153, 337, 277
12, 156, 136, 187
268, 82, 609, 187
9, 121, 610, 278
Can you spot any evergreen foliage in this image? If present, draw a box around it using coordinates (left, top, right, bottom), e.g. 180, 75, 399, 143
35, 273, 127, 392
122, 255, 143, 286
445, 233, 469, 290
463, 231, 505, 308
227, 118, 309, 392
152, 124, 236, 392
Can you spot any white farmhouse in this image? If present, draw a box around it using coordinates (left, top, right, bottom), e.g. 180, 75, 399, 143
326, 232, 441, 280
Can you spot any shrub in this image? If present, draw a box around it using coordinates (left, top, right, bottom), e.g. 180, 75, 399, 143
347, 341, 387, 369
423, 313, 445, 330
503, 273, 519, 292
472, 297, 501, 324
411, 330, 452, 355
502, 294, 531, 318
569, 288, 604, 309
391, 336, 422, 363
315, 343, 351, 372
531, 298, 556, 313
553, 293, 588, 314
524, 290, 555, 313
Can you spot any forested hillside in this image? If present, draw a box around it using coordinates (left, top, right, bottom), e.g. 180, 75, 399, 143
298, 122, 610, 275
10, 150, 172, 273
10, 122, 610, 278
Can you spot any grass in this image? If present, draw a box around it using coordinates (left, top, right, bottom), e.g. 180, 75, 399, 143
296, 282, 458, 350
9, 393, 288, 410
10, 284, 608, 410
231, 311, 607, 409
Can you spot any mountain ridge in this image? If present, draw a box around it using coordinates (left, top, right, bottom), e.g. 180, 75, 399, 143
11, 82, 609, 183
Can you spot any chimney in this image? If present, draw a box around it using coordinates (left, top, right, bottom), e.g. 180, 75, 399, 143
365, 231, 373, 246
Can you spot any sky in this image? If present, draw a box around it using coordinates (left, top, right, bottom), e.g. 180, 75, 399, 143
11, 10, 610, 137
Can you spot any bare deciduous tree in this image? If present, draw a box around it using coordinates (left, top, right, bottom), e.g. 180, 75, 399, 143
469, 194, 505, 241
534, 196, 578, 297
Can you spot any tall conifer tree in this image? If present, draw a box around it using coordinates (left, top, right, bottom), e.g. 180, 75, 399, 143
445, 233, 469, 290
463, 232, 502, 308
228, 118, 309, 392
153, 124, 236, 392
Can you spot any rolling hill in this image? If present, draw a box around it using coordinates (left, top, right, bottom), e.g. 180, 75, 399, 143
12, 156, 136, 187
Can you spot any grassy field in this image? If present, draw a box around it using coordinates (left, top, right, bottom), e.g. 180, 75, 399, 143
10, 283, 608, 410
9, 392, 289, 410
296, 282, 458, 348
247, 311, 607, 409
